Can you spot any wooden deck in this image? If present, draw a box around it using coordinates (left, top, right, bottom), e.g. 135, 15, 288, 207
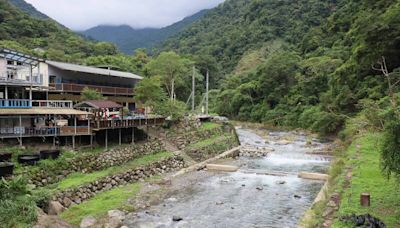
0, 126, 92, 139
93, 117, 165, 130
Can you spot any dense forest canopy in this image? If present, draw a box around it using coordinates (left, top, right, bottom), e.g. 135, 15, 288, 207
160, 0, 400, 136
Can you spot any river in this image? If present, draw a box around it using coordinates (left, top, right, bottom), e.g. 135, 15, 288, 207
123, 127, 331, 228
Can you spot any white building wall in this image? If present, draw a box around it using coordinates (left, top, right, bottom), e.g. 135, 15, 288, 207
0, 58, 6, 78
39, 62, 49, 87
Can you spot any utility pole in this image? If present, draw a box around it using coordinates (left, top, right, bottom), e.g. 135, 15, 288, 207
192, 66, 195, 112
206, 70, 209, 115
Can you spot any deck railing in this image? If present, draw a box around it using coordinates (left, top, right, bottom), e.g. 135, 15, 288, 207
0, 99, 32, 108
0, 126, 91, 136
31, 100, 73, 108
49, 83, 134, 96
0, 100, 73, 108
95, 117, 165, 129
0, 74, 43, 85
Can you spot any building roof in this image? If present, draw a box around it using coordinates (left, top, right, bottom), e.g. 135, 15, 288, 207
0, 48, 43, 66
74, 100, 123, 109
0, 108, 91, 116
46, 61, 143, 80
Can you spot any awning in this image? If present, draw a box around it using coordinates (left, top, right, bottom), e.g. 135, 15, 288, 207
0, 48, 43, 66
0, 108, 92, 115
74, 100, 123, 109
46, 60, 143, 80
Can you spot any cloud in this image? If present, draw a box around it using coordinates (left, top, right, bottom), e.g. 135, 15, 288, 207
25, 0, 225, 31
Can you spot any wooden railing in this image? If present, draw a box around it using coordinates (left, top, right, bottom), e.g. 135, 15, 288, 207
0, 126, 91, 136
95, 117, 165, 129
50, 83, 134, 96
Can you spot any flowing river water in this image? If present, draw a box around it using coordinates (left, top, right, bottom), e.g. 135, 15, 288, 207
124, 127, 331, 228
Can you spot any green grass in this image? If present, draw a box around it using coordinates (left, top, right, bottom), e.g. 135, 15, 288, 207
199, 122, 221, 131
186, 135, 229, 150
332, 132, 400, 228
54, 151, 173, 190
60, 183, 141, 226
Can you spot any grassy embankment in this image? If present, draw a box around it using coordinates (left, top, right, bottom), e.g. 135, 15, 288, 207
331, 132, 400, 228
53, 151, 172, 226
59, 122, 229, 225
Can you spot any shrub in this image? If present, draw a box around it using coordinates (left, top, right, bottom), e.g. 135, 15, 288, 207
0, 176, 40, 227
380, 118, 400, 180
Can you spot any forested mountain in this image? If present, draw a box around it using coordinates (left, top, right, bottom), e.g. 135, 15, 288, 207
0, 0, 118, 62
81, 10, 207, 54
161, 0, 400, 134
8, 0, 49, 19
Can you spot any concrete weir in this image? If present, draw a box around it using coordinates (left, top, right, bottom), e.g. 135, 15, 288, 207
206, 164, 239, 172
298, 171, 329, 181
172, 146, 241, 178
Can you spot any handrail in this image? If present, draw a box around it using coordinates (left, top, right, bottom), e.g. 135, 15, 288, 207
0, 99, 74, 108
0, 73, 43, 85
0, 99, 32, 108
49, 83, 134, 96
0, 126, 91, 136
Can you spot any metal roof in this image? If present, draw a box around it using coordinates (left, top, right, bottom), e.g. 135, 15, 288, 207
46, 60, 143, 80
74, 100, 123, 109
0, 48, 44, 66
0, 108, 92, 115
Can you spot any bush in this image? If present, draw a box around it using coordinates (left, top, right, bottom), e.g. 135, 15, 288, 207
0, 176, 40, 227
299, 106, 343, 135
154, 100, 187, 121
380, 118, 400, 180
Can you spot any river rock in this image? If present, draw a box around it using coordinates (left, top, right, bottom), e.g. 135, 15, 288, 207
172, 216, 183, 222
80, 216, 97, 228
48, 201, 65, 215
276, 180, 286, 185
108, 210, 125, 220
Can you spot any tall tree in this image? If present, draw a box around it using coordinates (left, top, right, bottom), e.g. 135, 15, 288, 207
145, 51, 191, 101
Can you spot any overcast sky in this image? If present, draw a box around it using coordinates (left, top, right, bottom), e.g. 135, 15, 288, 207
25, 0, 225, 31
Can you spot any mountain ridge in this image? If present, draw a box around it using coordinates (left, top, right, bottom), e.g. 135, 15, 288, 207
8, 0, 50, 19
81, 9, 208, 54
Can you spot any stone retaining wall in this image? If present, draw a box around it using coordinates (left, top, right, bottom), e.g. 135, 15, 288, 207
168, 122, 237, 150
53, 155, 185, 208
185, 136, 239, 162
28, 140, 164, 187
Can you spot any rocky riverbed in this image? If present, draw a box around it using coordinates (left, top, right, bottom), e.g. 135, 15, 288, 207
118, 127, 332, 228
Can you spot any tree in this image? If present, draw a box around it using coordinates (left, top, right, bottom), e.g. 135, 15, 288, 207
134, 76, 166, 107
146, 51, 191, 101
81, 87, 104, 101
372, 56, 400, 107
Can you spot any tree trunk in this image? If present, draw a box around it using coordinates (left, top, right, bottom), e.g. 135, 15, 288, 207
171, 79, 175, 101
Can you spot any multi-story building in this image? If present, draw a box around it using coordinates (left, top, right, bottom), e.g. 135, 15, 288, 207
0, 48, 164, 148
46, 60, 141, 110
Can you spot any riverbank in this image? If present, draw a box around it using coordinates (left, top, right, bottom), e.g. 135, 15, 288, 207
329, 132, 400, 227
0, 118, 240, 227
121, 127, 331, 227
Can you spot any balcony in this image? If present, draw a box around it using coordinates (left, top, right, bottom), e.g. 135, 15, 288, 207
94, 117, 165, 130
49, 83, 134, 96
0, 99, 73, 109
0, 74, 43, 86
0, 126, 91, 138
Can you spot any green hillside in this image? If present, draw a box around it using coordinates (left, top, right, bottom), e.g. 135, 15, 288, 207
162, 0, 400, 134
8, 0, 49, 19
0, 0, 118, 62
